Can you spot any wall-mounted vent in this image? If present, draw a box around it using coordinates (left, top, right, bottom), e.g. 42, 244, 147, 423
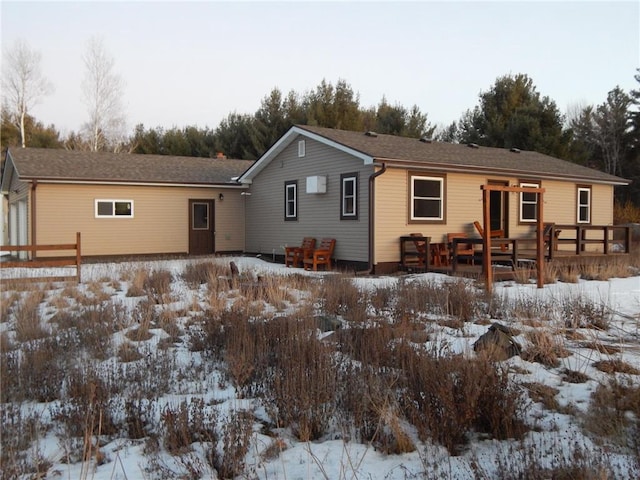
364, 131, 378, 137
306, 175, 327, 194
467, 143, 480, 149
510, 147, 521, 153
419, 136, 433, 143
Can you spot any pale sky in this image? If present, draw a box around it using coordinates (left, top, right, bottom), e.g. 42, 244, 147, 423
1, 1, 638, 137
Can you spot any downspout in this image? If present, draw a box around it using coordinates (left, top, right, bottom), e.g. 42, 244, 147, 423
31, 180, 37, 259
367, 163, 387, 274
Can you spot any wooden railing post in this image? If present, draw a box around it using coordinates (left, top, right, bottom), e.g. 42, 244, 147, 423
76, 232, 82, 283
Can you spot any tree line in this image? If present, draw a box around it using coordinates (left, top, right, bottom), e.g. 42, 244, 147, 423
1, 38, 639, 204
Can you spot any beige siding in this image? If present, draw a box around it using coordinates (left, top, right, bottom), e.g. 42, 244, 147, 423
35, 184, 245, 256
245, 135, 372, 262
374, 170, 616, 263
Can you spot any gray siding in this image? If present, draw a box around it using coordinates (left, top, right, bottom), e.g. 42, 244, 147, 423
245, 135, 373, 262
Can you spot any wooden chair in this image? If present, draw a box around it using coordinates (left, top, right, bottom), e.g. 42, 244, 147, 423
303, 238, 336, 271
447, 232, 476, 265
473, 221, 507, 252
409, 233, 429, 266
543, 223, 561, 251
285, 237, 316, 267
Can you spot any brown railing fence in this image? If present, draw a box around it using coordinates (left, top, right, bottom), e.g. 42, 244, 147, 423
0, 232, 82, 283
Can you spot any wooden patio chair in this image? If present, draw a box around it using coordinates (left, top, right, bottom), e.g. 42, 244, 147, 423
543, 223, 561, 251
473, 221, 507, 252
285, 237, 316, 268
447, 232, 476, 265
409, 233, 429, 266
303, 238, 336, 271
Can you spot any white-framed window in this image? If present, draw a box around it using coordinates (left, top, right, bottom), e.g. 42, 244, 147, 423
410, 175, 443, 221
519, 182, 539, 223
298, 140, 306, 158
95, 199, 134, 218
577, 186, 591, 223
341, 173, 358, 219
285, 181, 297, 220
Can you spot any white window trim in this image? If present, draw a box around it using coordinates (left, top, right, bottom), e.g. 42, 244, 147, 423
341, 175, 357, 218
519, 183, 539, 223
410, 175, 443, 221
95, 199, 134, 218
298, 140, 306, 158
285, 182, 297, 219
577, 187, 591, 224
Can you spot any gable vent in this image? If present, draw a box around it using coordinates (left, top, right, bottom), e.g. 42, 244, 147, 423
419, 136, 433, 143
364, 131, 378, 137
467, 143, 480, 149
510, 147, 521, 153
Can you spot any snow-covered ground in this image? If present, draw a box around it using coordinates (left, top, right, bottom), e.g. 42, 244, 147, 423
1, 256, 639, 479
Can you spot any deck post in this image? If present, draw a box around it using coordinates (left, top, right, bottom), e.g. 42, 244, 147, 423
536, 192, 544, 289
76, 232, 82, 283
481, 186, 492, 293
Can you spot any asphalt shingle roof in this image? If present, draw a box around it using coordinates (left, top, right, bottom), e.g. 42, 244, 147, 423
6, 148, 254, 185
296, 125, 629, 185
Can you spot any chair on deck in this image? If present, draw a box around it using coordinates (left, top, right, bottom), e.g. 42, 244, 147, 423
409, 233, 429, 266
447, 232, 476, 265
303, 238, 336, 271
473, 221, 507, 252
285, 237, 316, 268
543, 223, 561, 251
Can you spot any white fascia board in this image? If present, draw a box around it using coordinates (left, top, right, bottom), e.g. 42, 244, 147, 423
238, 126, 374, 183
29, 180, 249, 189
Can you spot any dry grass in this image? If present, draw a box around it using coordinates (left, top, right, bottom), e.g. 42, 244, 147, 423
593, 359, 640, 375
522, 330, 570, 368
13, 290, 47, 342
523, 382, 560, 411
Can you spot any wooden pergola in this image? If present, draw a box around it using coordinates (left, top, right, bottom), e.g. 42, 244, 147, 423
480, 184, 546, 293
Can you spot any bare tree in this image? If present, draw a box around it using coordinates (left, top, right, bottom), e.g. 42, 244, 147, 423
81, 36, 126, 152
1, 39, 53, 148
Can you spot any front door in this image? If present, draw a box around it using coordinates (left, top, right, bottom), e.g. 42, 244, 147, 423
189, 200, 215, 255
488, 181, 508, 235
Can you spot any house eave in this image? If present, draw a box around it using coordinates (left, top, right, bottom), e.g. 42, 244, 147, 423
238, 126, 374, 183
16, 178, 249, 189
377, 158, 630, 186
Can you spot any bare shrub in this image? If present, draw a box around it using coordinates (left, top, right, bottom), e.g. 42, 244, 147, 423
563, 296, 610, 330
320, 274, 368, 322
585, 377, 640, 442
182, 260, 223, 288
13, 290, 47, 342
161, 399, 218, 455
558, 265, 580, 283
144, 269, 173, 304
561, 368, 591, 383
126, 267, 149, 297
593, 359, 640, 375
0, 404, 50, 479
401, 346, 526, 454
0, 291, 20, 323
212, 410, 253, 479
124, 398, 157, 439
522, 330, 570, 368
523, 382, 560, 411
118, 342, 143, 362
265, 315, 338, 441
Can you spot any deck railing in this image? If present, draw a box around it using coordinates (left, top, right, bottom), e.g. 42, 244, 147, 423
0, 232, 82, 283
547, 224, 631, 260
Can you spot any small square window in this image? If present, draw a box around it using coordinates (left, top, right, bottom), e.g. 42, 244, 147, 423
95, 199, 133, 218
410, 175, 443, 221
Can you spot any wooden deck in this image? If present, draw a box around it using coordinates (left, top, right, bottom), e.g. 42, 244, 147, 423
399, 224, 633, 283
